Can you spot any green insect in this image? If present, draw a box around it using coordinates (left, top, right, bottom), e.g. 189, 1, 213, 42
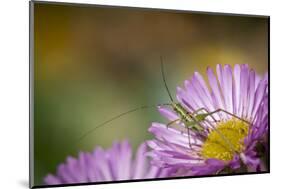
158, 57, 250, 150
77, 57, 250, 152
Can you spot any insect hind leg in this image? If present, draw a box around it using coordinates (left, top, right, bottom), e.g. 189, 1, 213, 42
209, 109, 250, 125
192, 107, 209, 115
191, 108, 248, 155
192, 107, 218, 123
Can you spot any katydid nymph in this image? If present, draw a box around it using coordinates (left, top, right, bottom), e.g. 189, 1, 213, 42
158, 57, 250, 151
77, 57, 250, 153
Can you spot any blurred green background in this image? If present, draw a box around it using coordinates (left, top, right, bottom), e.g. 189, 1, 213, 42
33, 2, 268, 185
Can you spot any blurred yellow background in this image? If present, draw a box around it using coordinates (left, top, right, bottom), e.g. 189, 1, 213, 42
33, 2, 268, 185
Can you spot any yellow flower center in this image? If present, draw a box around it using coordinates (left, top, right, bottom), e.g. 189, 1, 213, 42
201, 119, 249, 161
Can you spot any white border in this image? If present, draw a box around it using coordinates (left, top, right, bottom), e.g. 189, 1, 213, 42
0, 0, 279, 189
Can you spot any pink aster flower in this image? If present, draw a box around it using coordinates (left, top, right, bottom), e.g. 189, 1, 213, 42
147, 64, 268, 176
44, 140, 169, 185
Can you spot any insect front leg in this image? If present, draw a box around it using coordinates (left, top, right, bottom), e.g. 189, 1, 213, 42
166, 119, 196, 147
166, 118, 181, 128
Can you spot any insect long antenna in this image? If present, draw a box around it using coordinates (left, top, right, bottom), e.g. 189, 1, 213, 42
76, 103, 171, 144
160, 56, 174, 102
